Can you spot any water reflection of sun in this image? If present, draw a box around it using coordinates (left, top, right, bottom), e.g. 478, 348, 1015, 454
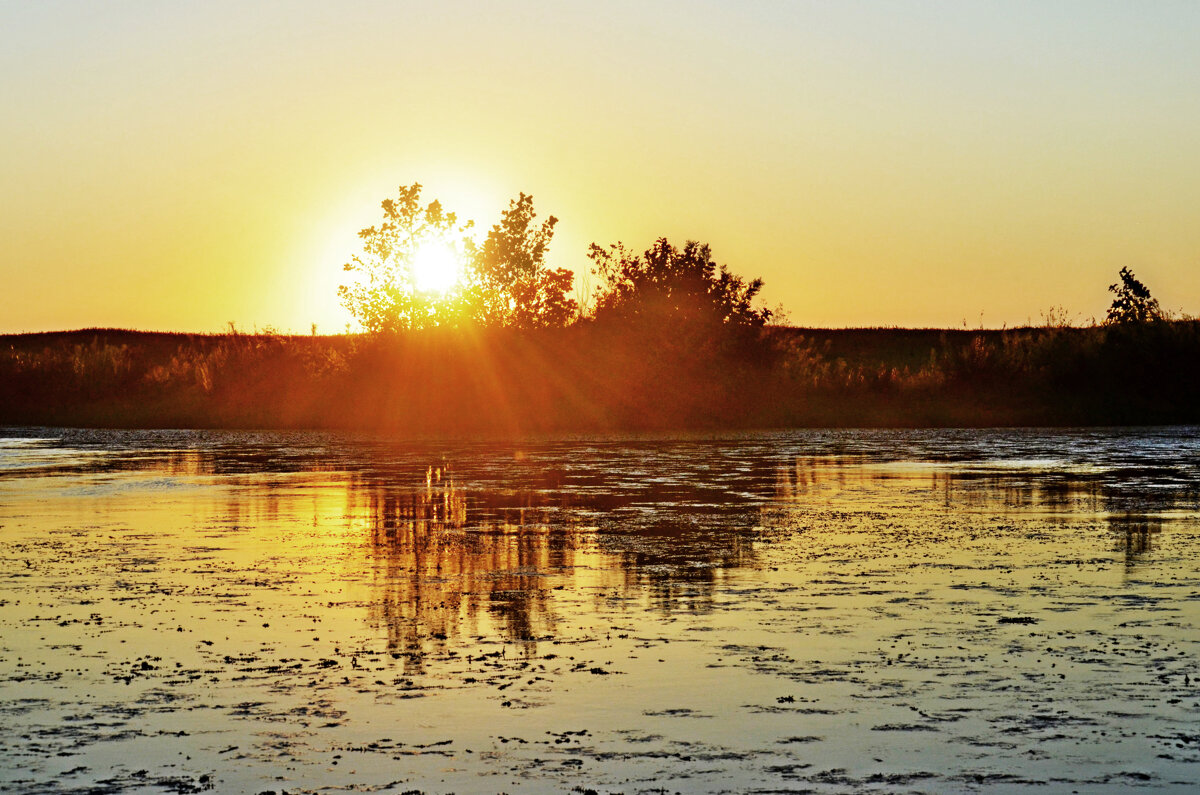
412, 241, 463, 294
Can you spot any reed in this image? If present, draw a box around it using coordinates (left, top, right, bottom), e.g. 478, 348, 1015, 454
3, 320, 1198, 431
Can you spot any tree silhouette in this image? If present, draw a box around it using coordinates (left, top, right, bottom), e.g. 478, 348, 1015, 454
1105, 267, 1163, 326
589, 238, 771, 333
340, 185, 577, 332
338, 183, 475, 333
471, 193, 578, 329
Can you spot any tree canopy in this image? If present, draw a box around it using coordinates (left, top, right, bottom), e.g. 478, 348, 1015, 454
339, 186, 771, 349
588, 238, 772, 331
339, 184, 577, 333
1105, 267, 1163, 326
338, 184, 474, 333
472, 194, 578, 329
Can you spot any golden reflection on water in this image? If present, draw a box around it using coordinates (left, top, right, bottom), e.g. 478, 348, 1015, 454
774, 455, 1113, 515
770, 454, 1188, 580
5, 441, 1192, 655
354, 473, 596, 665
1113, 514, 1161, 565
3, 431, 1200, 793
25, 441, 1186, 647
334, 450, 1198, 658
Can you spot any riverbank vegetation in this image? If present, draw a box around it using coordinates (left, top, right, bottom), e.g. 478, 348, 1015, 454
4, 185, 1197, 431
4, 318, 1198, 431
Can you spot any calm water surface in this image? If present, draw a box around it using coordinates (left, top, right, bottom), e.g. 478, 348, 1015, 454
1, 427, 1198, 793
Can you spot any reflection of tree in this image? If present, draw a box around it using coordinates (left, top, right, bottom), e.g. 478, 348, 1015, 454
40, 440, 783, 639
772, 456, 1181, 569
361, 476, 587, 668
597, 518, 761, 614
1109, 514, 1160, 567
359, 466, 775, 654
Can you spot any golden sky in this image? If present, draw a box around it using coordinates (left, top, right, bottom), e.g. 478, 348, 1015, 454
3, 1, 1198, 332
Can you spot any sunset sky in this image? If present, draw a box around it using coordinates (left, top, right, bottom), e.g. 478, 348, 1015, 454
3, 1, 1199, 333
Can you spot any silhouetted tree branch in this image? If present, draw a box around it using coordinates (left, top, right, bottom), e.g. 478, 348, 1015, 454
1105, 267, 1163, 326
340, 185, 576, 332
589, 238, 771, 332
471, 193, 578, 329
338, 183, 475, 332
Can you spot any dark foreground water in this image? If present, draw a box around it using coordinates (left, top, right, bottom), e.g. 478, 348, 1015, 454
1, 427, 1198, 794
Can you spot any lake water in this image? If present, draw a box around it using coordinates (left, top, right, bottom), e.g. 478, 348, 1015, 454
1, 427, 1198, 793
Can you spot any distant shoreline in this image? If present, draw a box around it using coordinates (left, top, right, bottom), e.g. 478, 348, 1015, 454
4, 324, 1198, 431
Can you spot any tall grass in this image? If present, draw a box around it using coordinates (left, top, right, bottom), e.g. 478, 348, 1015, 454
3, 321, 1198, 430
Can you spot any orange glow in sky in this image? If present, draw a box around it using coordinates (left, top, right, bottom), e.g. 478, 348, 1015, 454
3, 2, 1199, 332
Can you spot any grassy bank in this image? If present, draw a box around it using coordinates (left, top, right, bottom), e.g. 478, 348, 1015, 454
3, 322, 1199, 431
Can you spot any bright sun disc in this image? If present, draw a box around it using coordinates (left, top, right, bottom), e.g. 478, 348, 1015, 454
412, 242, 462, 294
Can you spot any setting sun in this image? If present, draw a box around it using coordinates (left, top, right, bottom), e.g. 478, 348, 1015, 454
412, 242, 463, 294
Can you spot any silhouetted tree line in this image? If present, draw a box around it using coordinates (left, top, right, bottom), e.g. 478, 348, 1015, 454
337, 184, 772, 340
3, 183, 1197, 430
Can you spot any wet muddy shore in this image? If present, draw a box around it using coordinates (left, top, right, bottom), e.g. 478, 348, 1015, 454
2, 427, 1198, 793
